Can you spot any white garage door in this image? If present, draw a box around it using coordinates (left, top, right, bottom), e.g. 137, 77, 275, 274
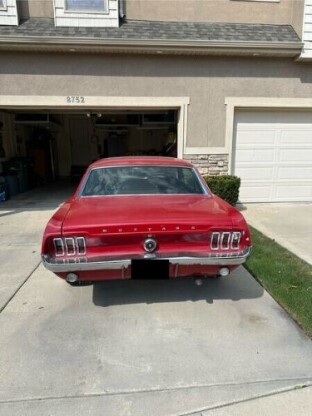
233, 110, 312, 202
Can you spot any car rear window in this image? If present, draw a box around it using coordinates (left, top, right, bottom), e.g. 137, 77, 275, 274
81, 165, 205, 196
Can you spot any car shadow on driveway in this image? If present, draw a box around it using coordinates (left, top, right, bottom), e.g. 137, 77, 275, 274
92, 267, 263, 307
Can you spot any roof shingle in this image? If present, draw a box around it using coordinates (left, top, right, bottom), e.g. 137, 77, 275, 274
0, 18, 301, 44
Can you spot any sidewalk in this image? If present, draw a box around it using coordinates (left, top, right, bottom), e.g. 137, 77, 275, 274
239, 203, 312, 265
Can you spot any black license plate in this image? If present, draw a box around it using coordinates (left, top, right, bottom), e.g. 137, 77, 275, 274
131, 259, 169, 280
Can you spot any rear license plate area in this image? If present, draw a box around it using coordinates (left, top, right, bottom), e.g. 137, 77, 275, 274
131, 259, 169, 280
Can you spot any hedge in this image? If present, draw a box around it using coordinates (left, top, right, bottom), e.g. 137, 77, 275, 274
203, 175, 241, 206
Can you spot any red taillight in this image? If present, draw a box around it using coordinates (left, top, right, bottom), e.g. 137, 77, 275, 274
210, 231, 242, 251
52, 237, 86, 257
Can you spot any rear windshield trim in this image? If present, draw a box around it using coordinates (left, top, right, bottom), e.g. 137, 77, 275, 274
79, 164, 209, 197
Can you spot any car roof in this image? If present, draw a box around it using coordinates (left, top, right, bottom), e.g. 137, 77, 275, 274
89, 156, 194, 169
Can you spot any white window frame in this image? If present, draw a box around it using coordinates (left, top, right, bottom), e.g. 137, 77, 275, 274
64, 0, 109, 14
0, 0, 18, 26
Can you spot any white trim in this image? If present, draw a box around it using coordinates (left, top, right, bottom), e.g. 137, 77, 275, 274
300, 0, 312, 59
0, 95, 190, 159
231, 0, 279, 2
225, 97, 312, 173
54, 0, 117, 27
0, 0, 18, 26
184, 147, 227, 155
0, 95, 190, 109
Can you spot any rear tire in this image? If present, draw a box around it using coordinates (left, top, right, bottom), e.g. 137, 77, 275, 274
68, 281, 92, 287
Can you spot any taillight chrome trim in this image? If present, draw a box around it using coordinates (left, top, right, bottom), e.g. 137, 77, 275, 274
211, 232, 220, 250
210, 231, 242, 251
221, 232, 231, 250
76, 237, 86, 255
231, 232, 241, 250
53, 237, 86, 257
53, 238, 64, 257
65, 238, 76, 256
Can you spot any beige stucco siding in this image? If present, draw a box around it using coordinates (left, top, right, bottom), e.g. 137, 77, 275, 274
17, 0, 54, 18
16, 1, 304, 36
0, 53, 311, 149
125, 0, 304, 35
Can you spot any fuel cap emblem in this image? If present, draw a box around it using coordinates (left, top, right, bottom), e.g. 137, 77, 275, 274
143, 238, 157, 253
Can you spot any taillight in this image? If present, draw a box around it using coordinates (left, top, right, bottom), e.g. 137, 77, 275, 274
65, 238, 75, 255
210, 231, 242, 251
231, 232, 241, 249
76, 237, 86, 255
52, 237, 86, 257
221, 232, 231, 249
53, 238, 64, 256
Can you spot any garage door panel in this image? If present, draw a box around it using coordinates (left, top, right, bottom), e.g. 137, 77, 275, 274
276, 184, 312, 200
235, 166, 274, 181
279, 148, 312, 163
239, 185, 273, 202
235, 130, 276, 145
277, 166, 312, 180
234, 110, 312, 202
235, 149, 275, 163
281, 130, 312, 145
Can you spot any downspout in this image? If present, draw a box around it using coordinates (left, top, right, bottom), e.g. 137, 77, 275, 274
119, 0, 125, 19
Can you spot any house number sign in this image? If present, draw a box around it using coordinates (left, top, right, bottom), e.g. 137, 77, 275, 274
67, 96, 86, 104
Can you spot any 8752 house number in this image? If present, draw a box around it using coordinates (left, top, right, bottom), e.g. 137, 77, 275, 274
67, 96, 85, 104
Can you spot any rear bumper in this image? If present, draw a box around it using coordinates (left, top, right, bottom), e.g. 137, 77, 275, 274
42, 247, 251, 273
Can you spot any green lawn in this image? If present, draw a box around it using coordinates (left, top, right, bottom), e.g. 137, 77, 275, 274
245, 226, 312, 338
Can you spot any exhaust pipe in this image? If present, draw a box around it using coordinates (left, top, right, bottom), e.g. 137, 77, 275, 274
219, 267, 230, 277
66, 273, 78, 283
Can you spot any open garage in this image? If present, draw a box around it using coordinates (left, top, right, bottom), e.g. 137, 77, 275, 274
0, 105, 178, 198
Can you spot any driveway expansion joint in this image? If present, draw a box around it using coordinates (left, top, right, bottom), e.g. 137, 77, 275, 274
180, 383, 312, 416
0, 378, 311, 405
0, 260, 41, 314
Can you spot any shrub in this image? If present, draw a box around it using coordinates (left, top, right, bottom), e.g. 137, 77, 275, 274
203, 175, 241, 206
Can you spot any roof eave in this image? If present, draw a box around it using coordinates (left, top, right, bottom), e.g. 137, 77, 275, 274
0, 37, 303, 57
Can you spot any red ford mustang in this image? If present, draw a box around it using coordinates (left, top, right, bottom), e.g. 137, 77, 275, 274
41, 156, 251, 284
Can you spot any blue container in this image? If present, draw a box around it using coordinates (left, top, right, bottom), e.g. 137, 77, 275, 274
5, 173, 19, 196
3, 158, 30, 193
0, 176, 9, 201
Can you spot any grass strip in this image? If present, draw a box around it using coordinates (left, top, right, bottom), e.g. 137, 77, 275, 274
245, 226, 312, 338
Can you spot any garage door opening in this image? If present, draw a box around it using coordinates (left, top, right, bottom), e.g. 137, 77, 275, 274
0, 108, 178, 196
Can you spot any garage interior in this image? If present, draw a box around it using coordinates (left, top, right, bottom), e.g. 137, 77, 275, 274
0, 109, 178, 198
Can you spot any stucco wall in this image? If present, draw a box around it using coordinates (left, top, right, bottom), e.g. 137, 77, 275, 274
17, 0, 54, 18
16, 1, 304, 37
125, 0, 303, 34
0, 52, 311, 150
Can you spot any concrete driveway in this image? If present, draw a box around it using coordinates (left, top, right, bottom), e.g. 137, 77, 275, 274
240, 203, 312, 265
0, 189, 312, 415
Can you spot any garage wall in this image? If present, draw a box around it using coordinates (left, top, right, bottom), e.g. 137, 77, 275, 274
0, 53, 311, 151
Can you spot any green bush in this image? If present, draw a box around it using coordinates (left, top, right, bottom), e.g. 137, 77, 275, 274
203, 175, 241, 206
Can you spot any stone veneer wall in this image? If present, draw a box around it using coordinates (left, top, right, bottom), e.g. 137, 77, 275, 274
183, 154, 229, 175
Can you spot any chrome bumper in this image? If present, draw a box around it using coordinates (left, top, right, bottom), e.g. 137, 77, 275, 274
42, 247, 251, 273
